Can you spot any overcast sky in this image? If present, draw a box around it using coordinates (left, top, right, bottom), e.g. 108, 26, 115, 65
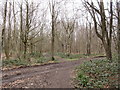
0, 0, 117, 26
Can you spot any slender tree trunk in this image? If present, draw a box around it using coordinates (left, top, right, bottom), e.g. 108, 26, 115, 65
89, 23, 92, 55
20, 2, 23, 55
30, 42, 33, 54
89, 1, 113, 60
39, 42, 42, 55
1, 0, 7, 59
117, 1, 120, 60
66, 39, 70, 56
24, 42, 27, 59
12, 0, 17, 56
86, 21, 91, 56
61, 44, 64, 53
24, 1, 29, 59
51, 0, 55, 60
5, 2, 12, 60
51, 13, 55, 60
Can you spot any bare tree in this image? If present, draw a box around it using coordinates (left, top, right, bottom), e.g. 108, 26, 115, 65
19, 0, 41, 59
84, 0, 114, 60
12, 0, 18, 57
49, 0, 60, 60
61, 18, 75, 56
86, 20, 92, 55
20, 1, 23, 53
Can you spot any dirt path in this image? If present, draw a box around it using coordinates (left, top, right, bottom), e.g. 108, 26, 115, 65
2, 57, 104, 88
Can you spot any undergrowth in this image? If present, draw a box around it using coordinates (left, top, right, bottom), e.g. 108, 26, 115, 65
74, 57, 119, 88
2, 56, 51, 68
56, 52, 88, 59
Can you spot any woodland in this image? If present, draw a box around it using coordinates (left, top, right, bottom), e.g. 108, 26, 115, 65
0, 0, 120, 88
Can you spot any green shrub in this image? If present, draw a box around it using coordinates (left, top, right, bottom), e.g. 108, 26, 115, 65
56, 52, 67, 58
75, 57, 119, 88
36, 57, 50, 63
3, 59, 28, 67
68, 54, 86, 59
56, 52, 87, 59
29, 52, 42, 58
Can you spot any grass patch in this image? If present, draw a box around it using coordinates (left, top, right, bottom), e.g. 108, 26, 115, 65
56, 52, 88, 60
66, 58, 78, 61
56, 52, 104, 60
2, 52, 59, 70
3, 59, 28, 67
74, 57, 119, 88
36, 56, 50, 63
2, 56, 52, 69
29, 52, 42, 58
68, 54, 87, 59
55, 52, 67, 58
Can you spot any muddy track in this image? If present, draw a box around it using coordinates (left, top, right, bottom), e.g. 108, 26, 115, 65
2, 57, 104, 88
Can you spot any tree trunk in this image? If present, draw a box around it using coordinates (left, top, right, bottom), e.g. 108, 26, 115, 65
19, 1, 24, 60
51, 0, 55, 60
24, 1, 29, 59
1, 0, 7, 59
117, 1, 120, 60
66, 40, 70, 56
102, 39, 112, 60
105, 45, 112, 60
51, 24, 55, 60
51, 18, 55, 60
6, 2, 12, 60
87, 1, 113, 60
30, 42, 33, 54
24, 42, 27, 59
12, 0, 17, 57
86, 22, 91, 56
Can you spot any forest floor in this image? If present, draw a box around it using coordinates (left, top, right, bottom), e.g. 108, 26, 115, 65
2, 56, 104, 88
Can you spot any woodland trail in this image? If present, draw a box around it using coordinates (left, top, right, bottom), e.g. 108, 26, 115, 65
2, 56, 104, 88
